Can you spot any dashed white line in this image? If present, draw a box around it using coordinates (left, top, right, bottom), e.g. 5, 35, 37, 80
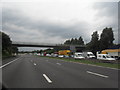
86, 71, 109, 78
43, 74, 52, 83
0, 58, 19, 68
56, 63, 61, 65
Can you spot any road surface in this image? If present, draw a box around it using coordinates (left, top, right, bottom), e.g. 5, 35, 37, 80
1, 54, 119, 88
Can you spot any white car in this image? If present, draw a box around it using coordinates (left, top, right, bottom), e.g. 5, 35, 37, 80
53, 54, 58, 57
58, 55, 64, 58
74, 52, 85, 59
46, 54, 51, 57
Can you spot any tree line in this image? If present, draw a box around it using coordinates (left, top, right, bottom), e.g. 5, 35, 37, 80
64, 36, 84, 45
32, 27, 116, 55
64, 27, 115, 54
1, 31, 18, 58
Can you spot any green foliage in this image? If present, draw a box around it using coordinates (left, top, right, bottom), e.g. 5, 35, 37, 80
99, 27, 114, 50
40, 56, 119, 69
12, 46, 18, 54
86, 27, 115, 54
44, 49, 55, 54
64, 36, 84, 45
2, 32, 12, 55
78, 36, 84, 45
2, 32, 18, 57
86, 31, 99, 55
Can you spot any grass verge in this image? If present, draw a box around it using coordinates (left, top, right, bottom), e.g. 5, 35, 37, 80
38, 56, 120, 69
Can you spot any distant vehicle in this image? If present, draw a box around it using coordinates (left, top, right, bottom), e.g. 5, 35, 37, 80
97, 52, 116, 60
64, 55, 69, 58
70, 55, 74, 58
101, 49, 120, 60
74, 52, 85, 59
52, 52, 58, 57
58, 50, 71, 57
52, 54, 58, 57
83, 52, 96, 59
46, 54, 51, 57
40, 53, 44, 56
36, 53, 40, 55
58, 55, 64, 58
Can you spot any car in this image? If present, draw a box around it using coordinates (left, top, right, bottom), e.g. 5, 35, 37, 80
74, 52, 85, 59
58, 55, 64, 58
46, 54, 51, 57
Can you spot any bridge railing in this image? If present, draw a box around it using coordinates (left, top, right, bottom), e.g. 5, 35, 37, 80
12, 41, 86, 47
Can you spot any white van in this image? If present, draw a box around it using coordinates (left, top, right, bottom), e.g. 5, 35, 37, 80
74, 52, 85, 59
97, 52, 116, 60
83, 52, 96, 59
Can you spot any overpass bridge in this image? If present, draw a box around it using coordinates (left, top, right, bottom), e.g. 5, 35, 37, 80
12, 41, 68, 48
12, 41, 86, 52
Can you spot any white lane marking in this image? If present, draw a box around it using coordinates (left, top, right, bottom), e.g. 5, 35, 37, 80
34, 63, 36, 65
56, 63, 61, 65
0, 58, 19, 68
43, 74, 52, 83
86, 71, 109, 78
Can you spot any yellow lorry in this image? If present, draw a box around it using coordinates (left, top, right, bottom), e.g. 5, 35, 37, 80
58, 50, 71, 57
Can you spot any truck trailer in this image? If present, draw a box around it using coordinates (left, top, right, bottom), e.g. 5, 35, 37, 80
58, 50, 71, 57
101, 49, 120, 60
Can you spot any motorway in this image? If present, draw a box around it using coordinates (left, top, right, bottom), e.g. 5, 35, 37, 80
1, 54, 119, 88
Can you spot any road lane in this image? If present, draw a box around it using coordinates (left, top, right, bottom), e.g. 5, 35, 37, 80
3, 55, 53, 88
0, 58, 20, 68
32, 56, 118, 88
43, 74, 52, 83
2, 55, 119, 88
38, 56, 118, 81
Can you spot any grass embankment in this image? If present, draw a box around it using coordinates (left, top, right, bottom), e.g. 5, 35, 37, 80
2, 54, 16, 60
38, 56, 120, 69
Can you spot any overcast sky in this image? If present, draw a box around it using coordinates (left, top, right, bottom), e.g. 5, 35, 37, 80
1, 0, 119, 51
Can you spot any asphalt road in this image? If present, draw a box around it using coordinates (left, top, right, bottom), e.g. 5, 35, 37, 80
1, 54, 119, 88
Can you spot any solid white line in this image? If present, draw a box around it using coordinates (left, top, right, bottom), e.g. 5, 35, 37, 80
86, 71, 109, 78
0, 58, 19, 68
43, 74, 52, 83
56, 63, 61, 65
34, 63, 36, 65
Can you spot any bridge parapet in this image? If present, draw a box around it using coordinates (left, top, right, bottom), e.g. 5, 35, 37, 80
12, 41, 86, 48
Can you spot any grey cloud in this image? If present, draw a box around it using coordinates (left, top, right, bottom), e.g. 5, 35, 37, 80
2, 7, 90, 43
93, 2, 118, 17
92, 2, 118, 43
2, 2, 118, 44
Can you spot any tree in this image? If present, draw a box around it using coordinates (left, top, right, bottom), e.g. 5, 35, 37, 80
2, 32, 12, 55
99, 27, 114, 50
64, 36, 84, 45
12, 46, 18, 54
78, 36, 84, 45
44, 49, 54, 54
86, 31, 99, 55
64, 40, 71, 45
